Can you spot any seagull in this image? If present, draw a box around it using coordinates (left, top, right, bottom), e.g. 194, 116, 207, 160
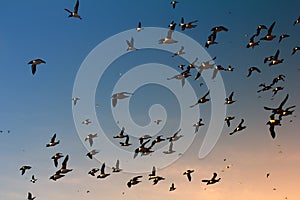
272, 87, 284, 97
169, 183, 176, 191
172, 46, 185, 57
291, 46, 300, 55
225, 91, 236, 105
229, 119, 246, 135
202, 172, 221, 185
170, 1, 178, 9
260, 21, 276, 41
154, 119, 162, 125
183, 169, 194, 182
46, 133, 60, 147
293, 16, 300, 25
247, 67, 261, 77
20, 166, 31, 175
166, 129, 183, 142
136, 22, 144, 32
28, 59, 46, 75
246, 34, 259, 48
269, 50, 284, 66
86, 149, 99, 159
119, 135, 132, 146
190, 91, 210, 108
159, 29, 178, 44
88, 168, 99, 176
113, 127, 127, 138
64, 0, 82, 19
49, 172, 65, 181
255, 25, 267, 36
27, 192, 36, 200
180, 17, 198, 31
193, 118, 204, 133
278, 34, 290, 43
112, 160, 122, 172
225, 116, 235, 127
127, 176, 143, 188
85, 133, 97, 147
126, 37, 137, 51
51, 153, 64, 167
30, 175, 37, 183
72, 97, 80, 106
266, 114, 281, 139
56, 155, 73, 174
112, 92, 133, 107
163, 142, 176, 154
97, 163, 110, 179
82, 119, 91, 125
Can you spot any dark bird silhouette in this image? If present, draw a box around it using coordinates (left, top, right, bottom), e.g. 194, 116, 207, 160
190, 91, 210, 108
202, 172, 221, 185
85, 133, 97, 147
266, 114, 281, 139
27, 192, 36, 200
211, 26, 228, 32
20, 165, 31, 175
183, 169, 194, 182
28, 59, 46, 75
293, 16, 300, 25
170, 1, 179, 9
225, 91, 236, 105
86, 149, 99, 159
136, 22, 144, 32
272, 87, 284, 97
272, 74, 285, 85
247, 66, 261, 77
260, 21, 276, 41
46, 133, 60, 147
205, 31, 217, 48
113, 127, 127, 138
279, 34, 290, 43
264, 94, 290, 115
257, 83, 274, 93
169, 183, 176, 191
193, 118, 204, 133
119, 135, 132, 146
49, 171, 65, 181
255, 25, 267, 36
292, 46, 300, 55
269, 50, 284, 66
127, 176, 143, 188
97, 163, 110, 178
180, 17, 198, 31
246, 34, 260, 48
229, 119, 246, 135
88, 168, 99, 176
64, 0, 82, 19
166, 129, 183, 142
264, 55, 274, 63
51, 153, 64, 167
56, 155, 73, 174
225, 116, 235, 127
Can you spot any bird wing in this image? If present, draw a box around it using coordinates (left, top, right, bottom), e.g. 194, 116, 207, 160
31, 64, 37, 75
212, 68, 218, 79
64, 8, 72, 14
239, 119, 245, 126
54, 159, 58, 167
246, 69, 252, 77
101, 163, 105, 174
62, 155, 69, 169
212, 172, 218, 180
112, 97, 117, 107
74, 0, 79, 13
51, 134, 56, 143
226, 119, 230, 127
88, 138, 93, 147
268, 21, 276, 35
269, 125, 276, 139
229, 92, 234, 100
138, 22, 141, 28
169, 142, 173, 151
116, 160, 120, 169
279, 94, 289, 109
274, 49, 280, 59
166, 29, 174, 39
203, 90, 210, 98
187, 173, 192, 181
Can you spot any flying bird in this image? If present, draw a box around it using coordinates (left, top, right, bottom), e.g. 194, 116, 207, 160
85, 133, 97, 147
72, 97, 80, 106
246, 34, 260, 48
86, 149, 99, 159
27, 192, 36, 200
30, 175, 37, 183
82, 119, 91, 125
97, 163, 110, 179
154, 119, 162, 125
163, 142, 176, 154
136, 22, 144, 32
172, 46, 185, 57
28, 58, 46, 75
49, 171, 65, 181
20, 165, 31, 175
64, 0, 82, 19
170, 1, 179, 9
225, 116, 235, 127
119, 135, 132, 146
183, 169, 194, 182
293, 16, 300, 25
180, 17, 198, 31
193, 118, 204, 133
126, 37, 137, 51
88, 168, 99, 176
51, 153, 64, 167
113, 127, 127, 138
56, 155, 73, 174
229, 119, 246, 135
266, 114, 281, 139
211, 26, 228, 32
272, 87, 284, 97
225, 91, 236, 105
269, 50, 284, 66
166, 129, 183, 142
202, 172, 221, 185
46, 133, 60, 147
278, 34, 290, 43
205, 31, 218, 48
255, 25, 267, 36
260, 21, 276, 41
112, 160, 122, 172
190, 90, 210, 108
112, 92, 133, 107
159, 29, 178, 44
169, 183, 176, 191
247, 67, 261, 77
291, 46, 300, 55
127, 176, 143, 188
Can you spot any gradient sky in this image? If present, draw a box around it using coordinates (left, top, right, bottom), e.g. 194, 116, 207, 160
0, 0, 299, 200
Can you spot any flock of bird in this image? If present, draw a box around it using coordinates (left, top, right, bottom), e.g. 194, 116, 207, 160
11, 0, 299, 199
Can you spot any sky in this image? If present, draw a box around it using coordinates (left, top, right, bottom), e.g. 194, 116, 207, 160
0, 0, 299, 199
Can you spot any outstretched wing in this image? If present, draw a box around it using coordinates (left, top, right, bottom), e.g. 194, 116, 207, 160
74, 0, 80, 13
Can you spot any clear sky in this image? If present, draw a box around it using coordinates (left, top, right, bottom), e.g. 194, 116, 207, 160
0, 0, 299, 200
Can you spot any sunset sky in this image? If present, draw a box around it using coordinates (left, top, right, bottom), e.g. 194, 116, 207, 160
0, 0, 299, 200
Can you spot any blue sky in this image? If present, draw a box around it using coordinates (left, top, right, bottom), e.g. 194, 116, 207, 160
0, 0, 299, 199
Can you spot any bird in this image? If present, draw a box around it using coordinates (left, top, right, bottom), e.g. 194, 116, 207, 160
211, 26, 228, 32
30, 175, 37, 183
119, 135, 132, 146
127, 176, 143, 188
126, 37, 137, 51
257, 83, 274, 93
255, 25, 267, 36
195, 57, 216, 79
293, 16, 300, 25
112, 92, 133, 107
56, 155, 73, 174
85, 133, 97, 147
97, 163, 110, 178
225, 116, 235, 127
269, 50, 284, 66
169, 183, 176, 191
279, 34, 290, 43
172, 46, 185, 57
154, 119, 162, 125
226, 65, 234, 71
49, 172, 65, 181
46, 133, 60, 147
88, 168, 99, 176
272, 87, 284, 96
20, 165, 31, 175
180, 17, 198, 31
113, 127, 127, 138
167, 73, 190, 87
136, 22, 143, 32
260, 21, 276, 41
264, 55, 274, 63
72, 97, 80, 106
193, 118, 204, 133
229, 119, 246, 135
82, 119, 91, 125
266, 114, 281, 139
246, 34, 260, 48
202, 172, 221, 185
190, 90, 210, 108
152, 176, 165, 185
86, 149, 99, 159
112, 160, 122, 172
28, 59, 46, 75
159, 29, 178, 44
212, 65, 227, 79
266, 173, 270, 178
170, 1, 178, 9
291, 46, 300, 55
264, 94, 290, 115
163, 142, 176, 154
279, 105, 296, 119
205, 31, 218, 48
134, 139, 155, 158
152, 135, 165, 144
51, 153, 64, 167
166, 129, 183, 142
138, 135, 152, 144
177, 64, 185, 70
64, 0, 82, 19
272, 74, 285, 85
247, 66, 261, 77
225, 91, 236, 104
183, 169, 194, 182
27, 192, 36, 200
